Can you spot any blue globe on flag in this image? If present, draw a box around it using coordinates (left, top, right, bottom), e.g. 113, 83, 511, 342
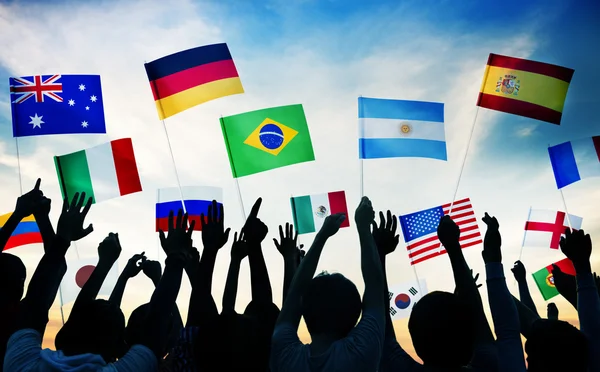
394, 293, 411, 309
259, 123, 284, 149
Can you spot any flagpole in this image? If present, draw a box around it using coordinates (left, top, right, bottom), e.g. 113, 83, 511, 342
559, 189, 573, 230
448, 106, 480, 214
156, 189, 161, 260
58, 283, 66, 325
234, 178, 247, 221
14, 138, 23, 194
517, 206, 532, 262
160, 119, 187, 215
358, 96, 364, 198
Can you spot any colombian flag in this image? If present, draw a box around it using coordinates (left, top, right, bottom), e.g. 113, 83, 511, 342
0, 213, 43, 251
477, 54, 574, 125
144, 43, 244, 120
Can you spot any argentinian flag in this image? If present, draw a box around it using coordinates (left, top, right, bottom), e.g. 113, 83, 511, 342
358, 97, 446, 160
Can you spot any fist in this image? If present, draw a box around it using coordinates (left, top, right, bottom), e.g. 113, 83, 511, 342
355, 196, 374, 227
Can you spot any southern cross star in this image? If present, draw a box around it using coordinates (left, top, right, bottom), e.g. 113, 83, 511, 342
79, 84, 86, 91
68, 99, 75, 106
90, 95, 97, 102
81, 121, 89, 128
29, 113, 44, 128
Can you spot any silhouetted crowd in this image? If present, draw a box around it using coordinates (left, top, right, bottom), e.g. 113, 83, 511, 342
0, 179, 598, 371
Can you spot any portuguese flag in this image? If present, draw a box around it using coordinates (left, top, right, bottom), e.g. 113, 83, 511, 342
532, 258, 576, 300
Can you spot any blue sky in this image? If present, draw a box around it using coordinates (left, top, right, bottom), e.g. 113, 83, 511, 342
0, 0, 599, 348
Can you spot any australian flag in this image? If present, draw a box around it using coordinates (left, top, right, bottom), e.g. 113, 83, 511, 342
9, 74, 106, 137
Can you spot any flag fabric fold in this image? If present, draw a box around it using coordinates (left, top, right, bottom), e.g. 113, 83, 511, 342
60, 258, 119, 305
477, 53, 574, 125
10, 74, 106, 137
532, 258, 576, 300
523, 209, 583, 249
220, 104, 315, 178
388, 279, 428, 320
290, 191, 349, 234
358, 97, 446, 160
156, 186, 223, 231
54, 138, 142, 204
399, 198, 482, 265
548, 136, 600, 188
0, 213, 43, 250
145, 43, 244, 120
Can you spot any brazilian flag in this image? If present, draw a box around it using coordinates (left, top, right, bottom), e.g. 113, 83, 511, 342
220, 104, 315, 178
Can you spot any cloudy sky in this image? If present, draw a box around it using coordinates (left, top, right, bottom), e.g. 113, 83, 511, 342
1, 0, 599, 354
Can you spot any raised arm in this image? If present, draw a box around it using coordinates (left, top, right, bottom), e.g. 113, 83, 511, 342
187, 201, 229, 326
143, 209, 194, 359
552, 264, 578, 310
511, 260, 539, 317
70, 233, 121, 318
357, 198, 384, 315
559, 228, 600, 372
482, 212, 526, 372
109, 252, 145, 307
243, 198, 273, 304
222, 230, 248, 313
18, 192, 93, 335
274, 223, 303, 304
276, 213, 346, 328
438, 215, 496, 348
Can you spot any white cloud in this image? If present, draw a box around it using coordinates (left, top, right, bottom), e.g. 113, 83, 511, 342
0, 0, 597, 346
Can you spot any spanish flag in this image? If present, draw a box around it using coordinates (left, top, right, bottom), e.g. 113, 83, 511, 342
477, 54, 574, 125
145, 43, 244, 120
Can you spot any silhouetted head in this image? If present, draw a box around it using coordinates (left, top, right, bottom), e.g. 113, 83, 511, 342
301, 272, 362, 338
409, 291, 475, 368
525, 319, 588, 372
0, 253, 26, 306
194, 312, 259, 370
55, 299, 126, 363
125, 303, 175, 357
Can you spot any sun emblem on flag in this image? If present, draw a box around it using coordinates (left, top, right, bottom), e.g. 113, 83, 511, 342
400, 122, 412, 136
546, 273, 555, 287
315, 205, 328, 218
495, 74, 520, 96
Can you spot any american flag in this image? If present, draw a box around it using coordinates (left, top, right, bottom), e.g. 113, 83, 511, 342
399, 198, 482, 265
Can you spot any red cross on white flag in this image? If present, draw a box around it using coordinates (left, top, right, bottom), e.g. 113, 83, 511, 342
523, 209, 583, 249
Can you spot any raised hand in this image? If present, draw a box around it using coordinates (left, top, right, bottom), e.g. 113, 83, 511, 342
354, 196, 374, 228
158, 209, 195, 260
512, 260, 527, 282
14, 178, 44, 218
274, 223, 300, 260
143, 260, 162, 284
547, 302, 559, 320
98, 233, 122, 264
551, 264, 578, 308
231, 230, 249, 261
372, 210, 400, 258
56, 192, 93, 242
437, 215, 460, 252
243, 198, 268, 245
122, 252, 146, 278
560, 228, 592, 273
201, 200, 231, 251
320, 213, 346, 238
481, 212, 502, 264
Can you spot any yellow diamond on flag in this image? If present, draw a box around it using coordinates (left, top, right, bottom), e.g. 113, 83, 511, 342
244, 118, 298, 156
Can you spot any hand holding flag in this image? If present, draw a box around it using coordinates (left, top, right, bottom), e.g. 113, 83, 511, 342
560, 228, 593, 273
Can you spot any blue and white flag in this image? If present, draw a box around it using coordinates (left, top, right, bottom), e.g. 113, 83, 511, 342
10, 74, 106, 137
358, 97, 446, 160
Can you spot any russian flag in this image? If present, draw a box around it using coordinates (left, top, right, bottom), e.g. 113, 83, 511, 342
156, 186, 223, 231
548, 135, 600, 189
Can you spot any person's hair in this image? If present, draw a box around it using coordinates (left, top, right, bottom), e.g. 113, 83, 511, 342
194, 312, 259, 370
525, 319, 588, 372
125, 303, 175, 357
408, 291, 475, 368
301, 272, 362, 338
0, 253, 26, 305
55, 299, 126, 363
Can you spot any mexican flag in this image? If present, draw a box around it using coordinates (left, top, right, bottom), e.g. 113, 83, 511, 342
220, 104, 315, 178
54, 138, 142, 204
532, 257, 576, 300
290, 191, 349, 234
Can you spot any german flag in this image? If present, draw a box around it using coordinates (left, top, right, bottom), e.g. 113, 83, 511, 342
477, 54, 574, 125
145, 43, 244, 120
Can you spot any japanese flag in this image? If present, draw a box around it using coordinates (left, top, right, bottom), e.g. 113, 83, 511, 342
388, 279, 428, 320
59, 258, 119, 306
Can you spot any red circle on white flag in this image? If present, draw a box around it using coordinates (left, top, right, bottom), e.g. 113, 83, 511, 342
75, 265, 95, 288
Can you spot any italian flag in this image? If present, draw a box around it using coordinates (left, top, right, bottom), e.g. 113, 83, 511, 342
532, 257, 576, 300
290, 190, 349, 234
54, 138, 142, 204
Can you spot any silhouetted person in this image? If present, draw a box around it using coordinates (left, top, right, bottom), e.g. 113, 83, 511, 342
0, 253, 26, 371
